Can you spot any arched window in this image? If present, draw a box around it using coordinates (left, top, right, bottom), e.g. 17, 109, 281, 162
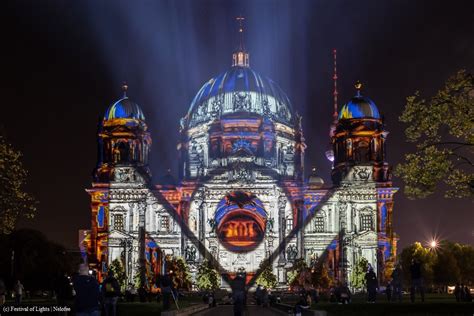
189, 216, 197, 233
346, 139, 353, 160
286, 216, 293, 232
161, 216, 170, 232
115, 141, 130, 163
356, 141, 369, 162
314, 216, 325, 233
113, 214, 124, 231
360, 214, 374, 231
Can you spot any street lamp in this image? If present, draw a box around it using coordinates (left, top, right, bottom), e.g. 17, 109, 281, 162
429, 239, 438, 250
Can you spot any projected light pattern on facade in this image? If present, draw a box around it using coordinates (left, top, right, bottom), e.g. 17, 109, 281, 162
215, 192, 267, 252
84, 23, 398, 289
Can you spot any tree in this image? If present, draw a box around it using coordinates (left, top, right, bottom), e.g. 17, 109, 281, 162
255, 260, 277, 289
400, 242, 436, 287
433, 241, 474, 286
0, 136, 37, 234
287, 258, 312, 290
310, 261, 333, 290
453, 243, 474, 284
196, 259, 220, 291
395, 70, 474, 199
109, 259, 127, 291
0, 229, 76, 291
165, 256, 192, 290
433, 244, 460, 286
399, 241, 474, 288
350, 257, 369, 292
383, 258, 396, 284
133, 263, 146, 289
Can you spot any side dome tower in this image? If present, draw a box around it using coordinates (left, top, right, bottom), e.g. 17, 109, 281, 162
94, 84, 152, 182
331, 82, 390, 184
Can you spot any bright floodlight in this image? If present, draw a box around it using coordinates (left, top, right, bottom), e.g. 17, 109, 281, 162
430, 240, 438, 248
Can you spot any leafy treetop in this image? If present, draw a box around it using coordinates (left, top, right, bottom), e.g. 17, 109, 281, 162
395, 70, 473, 199
196, 259, 220, 291
0, 135, 37, 234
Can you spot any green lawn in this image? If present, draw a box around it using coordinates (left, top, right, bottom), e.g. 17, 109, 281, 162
283, 293, 474, 316
316, 302, 474, 316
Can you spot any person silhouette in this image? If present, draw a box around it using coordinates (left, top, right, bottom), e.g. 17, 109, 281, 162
391, 264, 403, 302
463, 285, 472, 302
410, 259, 424, 303
365, 266, 378, 303
454, 283, 461, 302
73, 264, 100, 316
231, 272, 246, 316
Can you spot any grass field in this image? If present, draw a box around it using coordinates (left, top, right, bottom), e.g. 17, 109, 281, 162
284, 293, 474, 316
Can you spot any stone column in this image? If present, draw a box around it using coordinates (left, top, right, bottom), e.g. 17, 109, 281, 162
296, 199, 305, 259
278, 194, 287, 264
199, 202, 206, 242
138, 199, 146, 286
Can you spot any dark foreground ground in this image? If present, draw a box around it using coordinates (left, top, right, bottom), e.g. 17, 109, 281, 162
1, 293, 473, 315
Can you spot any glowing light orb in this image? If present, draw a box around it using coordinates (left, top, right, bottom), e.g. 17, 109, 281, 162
430, 240, 438, 248
325, 149, 334, 162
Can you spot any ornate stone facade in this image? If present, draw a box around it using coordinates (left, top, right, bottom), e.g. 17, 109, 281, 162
84, 52, 397, 290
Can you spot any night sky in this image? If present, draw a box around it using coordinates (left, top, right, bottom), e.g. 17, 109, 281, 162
1, 0, 473, 249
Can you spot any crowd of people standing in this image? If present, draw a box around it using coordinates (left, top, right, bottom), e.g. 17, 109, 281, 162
0, 258, 473, 315
454, 283, 473, 302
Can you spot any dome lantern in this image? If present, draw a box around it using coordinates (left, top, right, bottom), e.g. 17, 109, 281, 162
232, 15, 249, 67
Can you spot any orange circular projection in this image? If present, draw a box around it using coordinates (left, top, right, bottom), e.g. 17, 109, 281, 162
215, 191, 267, 252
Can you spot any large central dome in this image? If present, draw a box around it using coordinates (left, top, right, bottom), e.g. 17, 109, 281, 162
178, 34, 303, 180
184, 65, 294, 129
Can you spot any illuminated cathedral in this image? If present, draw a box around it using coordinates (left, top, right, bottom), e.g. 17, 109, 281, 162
83, 24, 398, 289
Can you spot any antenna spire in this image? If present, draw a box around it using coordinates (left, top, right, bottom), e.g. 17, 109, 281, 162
332, 49, 338, 122
232, 15, 249, 67
329, 49, 339, 137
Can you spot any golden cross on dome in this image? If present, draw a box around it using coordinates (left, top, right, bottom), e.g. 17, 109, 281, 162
122, 82, 128, 98
355, 80, 363, 96
236, 15, 245, 32
236, 15, 245, 50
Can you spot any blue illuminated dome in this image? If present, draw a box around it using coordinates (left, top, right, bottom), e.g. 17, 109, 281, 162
339, 83, 380, 120
104, 96, 145, 121
185, 66, 294, 128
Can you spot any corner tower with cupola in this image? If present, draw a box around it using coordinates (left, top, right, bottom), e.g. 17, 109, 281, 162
94, 84, 152, 182
86, 85, 163, 284
326, 81, 398, 283
332, 81, 390, 185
